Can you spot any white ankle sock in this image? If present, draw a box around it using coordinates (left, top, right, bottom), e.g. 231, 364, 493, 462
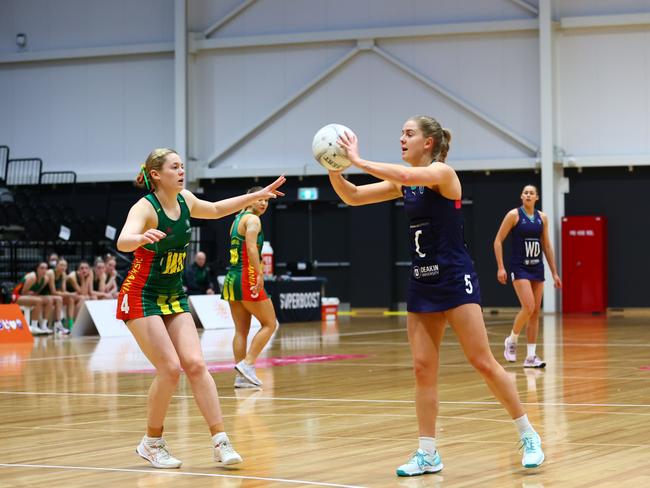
144, 435, 162, 445
419, 436, 437, 454
514, 414, 535, 436
509, 331, 519, 343
527, 344, 537, 357
212, 432, 228, 445
30, 320, 38, 329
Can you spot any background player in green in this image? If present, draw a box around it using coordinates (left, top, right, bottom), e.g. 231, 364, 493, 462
44, 258, 75, 334
13, 262, 54, 335
116, 147, 285, 469
223, 187, 278, 388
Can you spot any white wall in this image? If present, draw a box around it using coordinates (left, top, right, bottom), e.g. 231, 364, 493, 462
0, 0, 174, 52
0, 0, 174, 181
555, 0, 650, 17
557, 27, 650, 159
190, 0, 541, 178
2, 0, 650, 180
192, 31, 539, 177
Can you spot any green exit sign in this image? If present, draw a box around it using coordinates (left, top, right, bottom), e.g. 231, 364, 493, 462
298, 187, 319, 200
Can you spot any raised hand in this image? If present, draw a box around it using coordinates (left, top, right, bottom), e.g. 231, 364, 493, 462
337, 130, 361, 165
259, 175, 286, 199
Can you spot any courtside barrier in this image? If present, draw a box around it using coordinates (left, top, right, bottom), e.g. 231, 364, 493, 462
72, 296, 263, 337
0, 304, 34, 344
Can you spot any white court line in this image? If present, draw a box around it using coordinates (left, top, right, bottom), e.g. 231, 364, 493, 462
334, 327, 406, 337
0, 463, 365, 488
20, 353, 95, 362
4, 426, 649, 448
2, 390, 650, 408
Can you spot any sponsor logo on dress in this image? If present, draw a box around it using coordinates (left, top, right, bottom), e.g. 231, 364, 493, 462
122, 256, 144, 293
413, 264, 439, 279
161, 250, 187, 275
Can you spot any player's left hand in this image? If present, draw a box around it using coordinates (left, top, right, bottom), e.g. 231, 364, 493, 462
553, 273, 562, 289
337, 131, 361, 165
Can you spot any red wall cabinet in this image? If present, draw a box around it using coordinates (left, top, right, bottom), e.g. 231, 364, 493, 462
561, 216, 607, 314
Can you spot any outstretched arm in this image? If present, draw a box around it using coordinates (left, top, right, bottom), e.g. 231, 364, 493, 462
337, 131, 454, 188
184, 175, 286, 220
540, 212, 562, 288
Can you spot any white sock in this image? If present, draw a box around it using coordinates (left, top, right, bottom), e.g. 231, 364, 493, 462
527, 344, 537, 357
39, 319, 48, 328
509, 331, 519, 343
54, 320, 63, 327
514, 414, 535, 436
419, 436, 437, 454
30, 320, 38, 329
144, 434, 162, 444
212, 432, 228, 445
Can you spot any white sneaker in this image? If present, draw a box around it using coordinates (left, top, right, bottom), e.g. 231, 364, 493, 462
234, 360, 262, 386
520, 431, 544, 468
396, 449, 444, 477
39, 323, 54, 335
234, 374, 260, 389
504, 336, 517, 362
214, 434, 243, 465
30, 325, 45, 336
136, 436, 182, 469
523, 355, 546, 369
54, 323, 70, 335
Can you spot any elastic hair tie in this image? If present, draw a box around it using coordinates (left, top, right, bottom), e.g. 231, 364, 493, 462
140, 164, 151, 190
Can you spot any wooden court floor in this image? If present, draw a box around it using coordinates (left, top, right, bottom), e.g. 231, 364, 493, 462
1, 313, 650, 487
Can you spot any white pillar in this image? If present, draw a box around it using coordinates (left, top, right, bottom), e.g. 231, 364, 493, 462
174, 0, 188, 172
539, 0, 559, 313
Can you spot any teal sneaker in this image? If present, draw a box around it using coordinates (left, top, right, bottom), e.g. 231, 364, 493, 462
520, 431, 544, 468
396, 448, 443, 477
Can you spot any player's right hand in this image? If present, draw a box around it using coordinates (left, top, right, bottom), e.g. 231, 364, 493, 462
260, 175, 286, 199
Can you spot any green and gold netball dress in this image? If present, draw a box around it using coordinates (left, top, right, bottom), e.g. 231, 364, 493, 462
222, 212, 267, 302
11, 274, 46, 302
116, 193, 191, 321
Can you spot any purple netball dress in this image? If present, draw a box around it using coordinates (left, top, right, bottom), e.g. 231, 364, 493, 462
402, 185, 481, 312
509, 207, 545, 282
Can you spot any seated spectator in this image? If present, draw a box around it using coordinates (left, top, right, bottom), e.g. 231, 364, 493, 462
48, 253, 60, 269
67, 261, 93, 299
104, 255, 122, 299
13, 262, 54, 335
91, 257, 113, 299
184, 251, 215, 295
46, 258, 82, 331
39, 267, 66, 335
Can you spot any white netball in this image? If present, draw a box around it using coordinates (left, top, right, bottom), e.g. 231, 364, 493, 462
311, 123, 355, 171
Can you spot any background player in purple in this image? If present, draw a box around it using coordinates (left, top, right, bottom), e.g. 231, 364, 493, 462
494, 185, 562, 368
329, 115, 545, 476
